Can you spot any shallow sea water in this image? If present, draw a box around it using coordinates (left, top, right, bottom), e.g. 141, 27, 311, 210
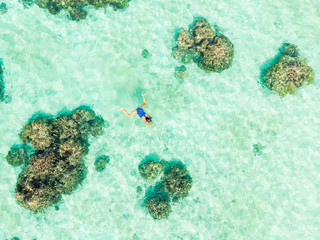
0, 0, 320, 239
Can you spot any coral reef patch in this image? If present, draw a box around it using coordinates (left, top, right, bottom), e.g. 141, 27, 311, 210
22, 0, 131, 21
172, 18, 234, 73
163, 163, 192, 200
8, 106, 105, 212
138, 159, 164, 182
263, 43, 314, 96
138, 156, 192, 219
145, 190, 171, 220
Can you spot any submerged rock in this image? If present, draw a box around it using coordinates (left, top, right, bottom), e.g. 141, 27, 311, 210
142, 49, 151, 58
263, 43, 314, 96
172, 18, 234, 73
94, 155, 110, 172
10, 106, 105, 212
6, 146, 28, 167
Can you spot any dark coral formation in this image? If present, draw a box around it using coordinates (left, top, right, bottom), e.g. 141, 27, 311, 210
145, 193, 171, 220
252, 142, 265, 156
0, 2, 7, 14
23, 0, 130, 21
263, 43, 314, 97
6, 146, 28, 167
138, 159, 164, 182
94, 155, 110, 172
172, 18, 234, 73
10, 106, 104, 212
0, 62, 4, 101
141, 49, 151, 58
163, 163, 192, 200
280, 43, 299, 58
139, 158, 192, 220
87, 116, 105, 137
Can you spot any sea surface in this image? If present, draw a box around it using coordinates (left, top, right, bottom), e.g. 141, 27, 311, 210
0, 0, 320, 239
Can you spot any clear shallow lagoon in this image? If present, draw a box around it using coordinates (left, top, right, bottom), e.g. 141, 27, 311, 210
0, 0, 320, 239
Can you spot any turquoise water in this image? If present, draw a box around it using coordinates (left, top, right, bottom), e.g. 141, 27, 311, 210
0, 0, 320, 239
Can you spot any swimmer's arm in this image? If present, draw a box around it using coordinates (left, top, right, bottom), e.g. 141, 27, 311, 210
143, 118, 154, 126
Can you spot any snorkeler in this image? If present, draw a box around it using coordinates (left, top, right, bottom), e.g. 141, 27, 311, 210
119, 94, 154, 126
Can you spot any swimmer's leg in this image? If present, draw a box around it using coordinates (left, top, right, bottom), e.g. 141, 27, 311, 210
140, 94, 147, 109
119, 108, 137, 117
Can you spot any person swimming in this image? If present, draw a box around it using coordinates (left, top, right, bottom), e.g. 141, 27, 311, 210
119, 94, 154, 126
